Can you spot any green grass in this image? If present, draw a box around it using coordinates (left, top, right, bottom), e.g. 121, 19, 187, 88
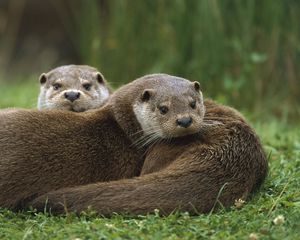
0, 80, 39, 109
0, 82, 299, 239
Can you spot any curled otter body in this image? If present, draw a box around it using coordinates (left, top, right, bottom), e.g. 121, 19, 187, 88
28, 76, 267, 215
0, 74, 204, 210
38, 65, 111, 112
141, 101, 246, 175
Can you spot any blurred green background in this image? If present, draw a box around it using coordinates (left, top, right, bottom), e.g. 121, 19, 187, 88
0, 0, 299, 121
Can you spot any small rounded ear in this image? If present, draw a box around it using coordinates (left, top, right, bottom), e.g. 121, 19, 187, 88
193, 81, 201, 92
96, 72, 105, 84
141, 89, 155, 102
39, 73, 47, 85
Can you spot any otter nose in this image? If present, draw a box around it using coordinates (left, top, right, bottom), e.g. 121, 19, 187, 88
64, 91, 80, 102
176, 117, 193, 128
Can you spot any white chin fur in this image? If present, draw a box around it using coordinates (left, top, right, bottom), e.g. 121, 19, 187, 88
99, 86, 110, 102
133, 102, 163, 137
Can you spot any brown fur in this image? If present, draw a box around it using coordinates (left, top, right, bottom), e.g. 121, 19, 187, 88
0, 103, 144, 210
26, 77, 268, 215
0, 74, 202, 210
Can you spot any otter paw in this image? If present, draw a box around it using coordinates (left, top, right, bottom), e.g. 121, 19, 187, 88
29, 194, 67, 214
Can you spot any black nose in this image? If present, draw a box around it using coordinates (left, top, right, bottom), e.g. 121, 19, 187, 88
176, 117, 193, 128
64, 91, 80, 102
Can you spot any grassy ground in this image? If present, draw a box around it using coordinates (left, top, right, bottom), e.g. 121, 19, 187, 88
0, 81, 299, 239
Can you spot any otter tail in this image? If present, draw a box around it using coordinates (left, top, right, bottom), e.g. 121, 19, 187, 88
29, 123, 268, 216
28, 165, 263, 215
29, 112, 268, 216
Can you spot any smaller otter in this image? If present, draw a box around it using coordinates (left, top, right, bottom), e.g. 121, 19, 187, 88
38, 65, 111, 112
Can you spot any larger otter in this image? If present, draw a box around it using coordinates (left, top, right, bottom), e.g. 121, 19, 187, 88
31, 75, 268, 215
0, 74, 204, 209
38, 65, 111, 112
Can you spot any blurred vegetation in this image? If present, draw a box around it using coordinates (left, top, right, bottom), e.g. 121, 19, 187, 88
0, 0, 299, 120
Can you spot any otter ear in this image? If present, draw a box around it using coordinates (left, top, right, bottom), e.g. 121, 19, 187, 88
96, 72, 105, 84
141, 89, 155, 102
39, 73, 47, 85
193, 81, 201, 92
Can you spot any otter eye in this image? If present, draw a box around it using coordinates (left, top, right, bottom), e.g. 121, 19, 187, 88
159, 106, 169, 115
83, 83, 92, 91
53, 83, 62, 90
190, 101, 196, 109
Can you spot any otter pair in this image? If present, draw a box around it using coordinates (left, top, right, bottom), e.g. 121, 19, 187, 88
37, 65, 205, 138
0, 69, 268, 215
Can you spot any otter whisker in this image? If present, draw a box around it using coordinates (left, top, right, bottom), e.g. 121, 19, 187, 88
130, 127, 156, 137
131, 124, 162, 136
131, 128, 161, 149
130, 124, 161, 143
142, 134, 169, 158
141, 132, 161, 147
136, 132, 160, 147
131, 132, 157, 148
145, 135, 163, 152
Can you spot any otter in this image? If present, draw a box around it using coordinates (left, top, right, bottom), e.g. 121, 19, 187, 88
140, 102, 245, 175
0, 74, 204, 210
28, 75, 268, 216
37, 65, 111, 112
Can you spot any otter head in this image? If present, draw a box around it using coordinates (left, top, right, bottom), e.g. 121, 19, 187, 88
132, 74, 205, 139
37, 65, 110, 112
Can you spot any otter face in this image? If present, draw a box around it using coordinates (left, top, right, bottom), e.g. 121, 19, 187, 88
133, 80, 205, 139
37, 65, 110, 112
